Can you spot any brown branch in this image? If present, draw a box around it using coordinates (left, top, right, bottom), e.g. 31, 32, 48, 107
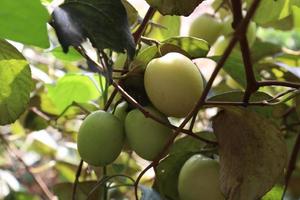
231, 0, 259, 104
282, 133, 300, 199
258, 80, 300, 89
71, 160, 84, 200
133, 7, 156, 44
0, 134, 54, 200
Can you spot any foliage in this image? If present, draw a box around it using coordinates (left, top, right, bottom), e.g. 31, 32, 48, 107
0, 0, 299, 200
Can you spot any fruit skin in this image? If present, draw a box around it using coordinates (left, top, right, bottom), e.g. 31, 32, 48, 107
77, 111, 124, 166
189, 14, 223, 45
144, 52, 203, 118
114, 101, 128, 122
124, 107, 172, 160
178, 155, 224, 200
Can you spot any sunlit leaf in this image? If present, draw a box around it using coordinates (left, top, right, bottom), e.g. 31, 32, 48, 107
145, 0, 204, 16
0, 0, 49, 48
0, 40, 33, 125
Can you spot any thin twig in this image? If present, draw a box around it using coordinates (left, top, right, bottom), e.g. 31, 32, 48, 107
231, 0, 259, 104
0, 134, 54, 200
72, 160, 84, 200
258, 80, 300, 89
133, 8, 156, 44
282, 133, 300, 200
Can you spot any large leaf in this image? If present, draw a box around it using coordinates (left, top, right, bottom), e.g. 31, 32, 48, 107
163, 36, 209, 59
0, 0, 49, 48
246, 0, 290, 25
147, 13, 181, 41
46, 73, 102, 113
53, 181, 101, 200
145, 0, 204, 16
156, 152, 195, 200
211, 52, 260, 88
50, 0, 135, 58
0, 40, 33, 125
207, 91, 284, 125
251, 40, 282, 62
212, 107, 287, 200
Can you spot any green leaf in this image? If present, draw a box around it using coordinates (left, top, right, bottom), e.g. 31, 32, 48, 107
4, 192, 39, 200
163, 36, 209, 59
169, 131, 215, 155
211, 52, 260, 88
51, 0, 135, 58
251, 40, 282, 62
147, 13, 180, 41
212, 107, 287, 200
51, 47, 83, 62
121, 0, 139, 26
53, 182, 101, 200
247, 0, 290, 25
208, 91, 287, 126
145, 0, 204, 16
0, 40, 33, 125
0, 0, 49, 48
156, 152, 195, 200
262, 185, 284, 200
46, 73, 102, 113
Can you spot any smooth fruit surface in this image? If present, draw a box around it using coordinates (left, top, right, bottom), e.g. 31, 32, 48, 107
188, 14, 223, 45
114, 101, 128, 122
144, 52, 203, 118
77, 111, 124, 166
124, 107, 172, 160
178, 154, 224, 200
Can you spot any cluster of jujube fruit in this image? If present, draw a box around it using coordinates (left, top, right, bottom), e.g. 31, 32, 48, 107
77, 52, 204, 165
74, 11, 250, 199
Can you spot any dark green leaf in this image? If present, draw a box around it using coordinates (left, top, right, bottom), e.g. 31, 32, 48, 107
251, 40, 282, 62
211, 52, 260, 88
53, 181, 101, 200
0, 40, 33, 125
51, 0, 135, 58
156, 152, 195, 200
145, 0, 204, 16
0, 0, 49, 48
170, 131, 215, 155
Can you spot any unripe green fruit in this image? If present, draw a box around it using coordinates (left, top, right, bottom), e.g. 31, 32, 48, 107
124, 107, 172, 160
114, 101, 129, 122
178, 155, 224, 200
144, 52, 204, 118
189, 14, 223, 45
77, 111, 124, 166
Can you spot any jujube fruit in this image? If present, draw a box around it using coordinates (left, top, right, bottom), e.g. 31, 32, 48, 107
77, 111, 124, 166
